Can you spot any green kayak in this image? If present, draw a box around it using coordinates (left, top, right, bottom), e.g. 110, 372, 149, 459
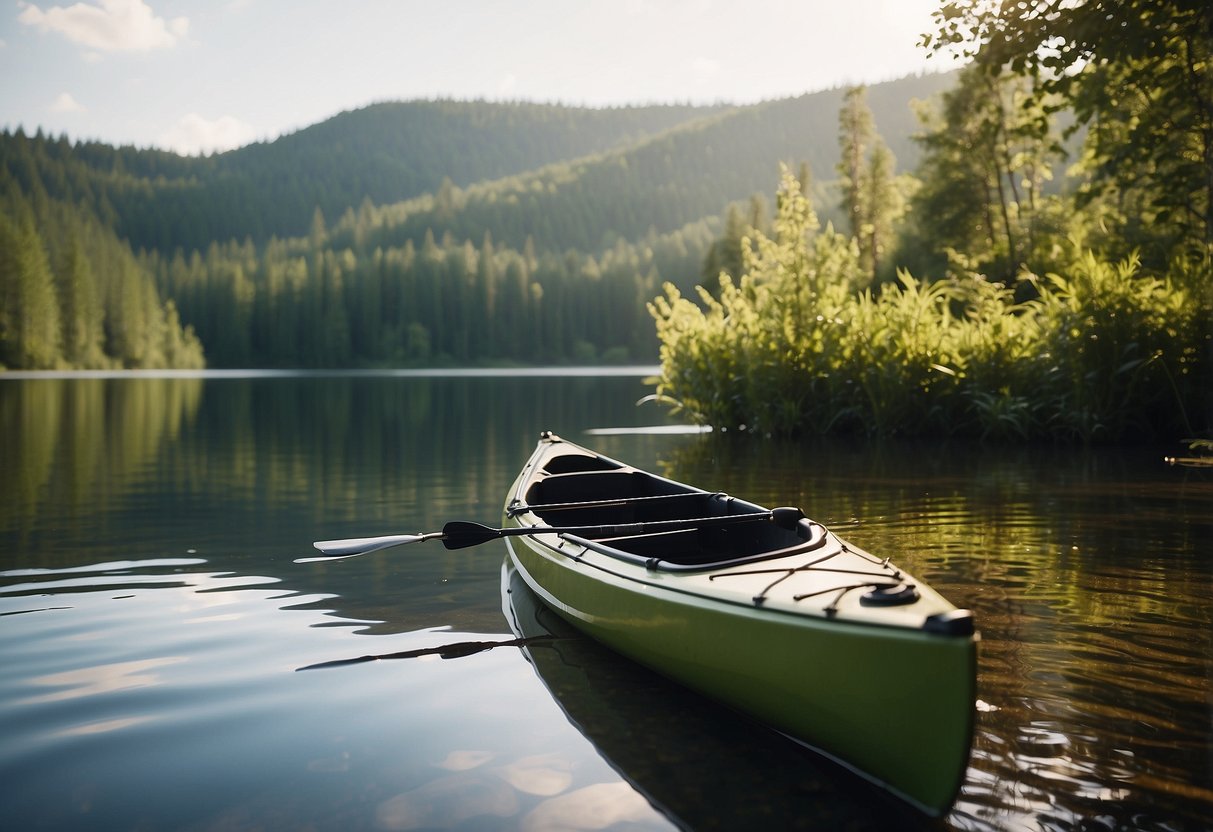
502, 431, 977, 817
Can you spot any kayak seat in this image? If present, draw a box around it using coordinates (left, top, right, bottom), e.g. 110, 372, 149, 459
525, 470, 685, 506
526, 494, 716, 527
541, 453, 624, 475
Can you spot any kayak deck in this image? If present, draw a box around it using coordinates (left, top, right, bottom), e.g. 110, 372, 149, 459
506, 433, 973, 635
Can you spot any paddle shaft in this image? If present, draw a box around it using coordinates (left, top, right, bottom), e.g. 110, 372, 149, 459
446, 511, 770, 549
309, 506, 804, 558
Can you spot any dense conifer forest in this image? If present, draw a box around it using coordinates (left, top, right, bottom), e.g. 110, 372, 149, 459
0, 72, 952, 369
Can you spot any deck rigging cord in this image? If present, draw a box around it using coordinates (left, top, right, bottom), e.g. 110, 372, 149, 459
708, 526, 915, 611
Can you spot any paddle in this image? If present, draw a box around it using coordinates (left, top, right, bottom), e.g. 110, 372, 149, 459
303, 506, 805, 562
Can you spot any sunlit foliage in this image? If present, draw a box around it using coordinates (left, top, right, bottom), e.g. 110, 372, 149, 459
925, 0, 1213, 264
0, 155, 204, 370
651, 170, 1205, 441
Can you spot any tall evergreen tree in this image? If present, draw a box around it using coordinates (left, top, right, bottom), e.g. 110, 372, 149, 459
837, 86, 898, 283
478, 232, 498, 357
56, 230, 105, 365
0, 207, 61, 368
701, 203, 749, 294
863, 138, 898, 282
838, 86, 875, 243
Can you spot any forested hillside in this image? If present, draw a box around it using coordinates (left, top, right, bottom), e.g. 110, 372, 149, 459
330, 73, 954, 258
0, 177, 205, 371
1, 72, 954, 369
109, 101, 729, 253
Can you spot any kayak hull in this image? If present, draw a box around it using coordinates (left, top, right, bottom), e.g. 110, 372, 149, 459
503, 432, 976, 816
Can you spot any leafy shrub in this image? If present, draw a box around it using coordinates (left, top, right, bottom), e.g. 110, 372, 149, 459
650, 171, 1206, 441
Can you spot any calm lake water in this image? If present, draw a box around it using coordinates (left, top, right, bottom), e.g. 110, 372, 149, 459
1, 371, 1210, 831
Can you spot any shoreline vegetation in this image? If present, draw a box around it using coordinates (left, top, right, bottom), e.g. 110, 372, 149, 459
649, 169, 1208, 443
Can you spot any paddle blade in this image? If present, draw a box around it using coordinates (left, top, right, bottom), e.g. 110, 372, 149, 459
440, 521, 504, 550
309, 532, 434, 558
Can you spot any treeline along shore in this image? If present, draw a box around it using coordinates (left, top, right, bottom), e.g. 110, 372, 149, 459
0, 74, 946, 371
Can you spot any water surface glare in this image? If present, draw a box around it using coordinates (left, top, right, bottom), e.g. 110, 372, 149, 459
1, 373, 1210, 830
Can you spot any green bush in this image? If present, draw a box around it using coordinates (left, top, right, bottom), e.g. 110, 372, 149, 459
650, 171, 1206, 441
1024, 251, 1200, 440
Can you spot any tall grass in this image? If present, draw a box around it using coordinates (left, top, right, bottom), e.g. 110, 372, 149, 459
649, 170, 1209, 441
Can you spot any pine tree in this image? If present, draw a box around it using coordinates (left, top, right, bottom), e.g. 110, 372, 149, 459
478, 232, 498, 357
863, 138, 898, 283
837, 86, 874, 242
56, 230, 104, 365
837, 86, 897, 284
0, 208, 61, 368
320, 252, 351, 366
701, 203, 750, 297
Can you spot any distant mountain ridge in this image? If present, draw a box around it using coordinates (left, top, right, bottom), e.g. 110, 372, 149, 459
333, 72, 959, 256
3, 71, 954, 257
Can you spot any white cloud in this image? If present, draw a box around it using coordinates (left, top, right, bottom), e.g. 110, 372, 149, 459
690, 57, 720, 77
18, 0, 188, 52
497, 73, 518, 97
49, 91, 85, 112
159, 113, 256, 156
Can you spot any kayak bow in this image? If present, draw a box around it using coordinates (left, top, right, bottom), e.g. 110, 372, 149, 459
502, 431, 977, 817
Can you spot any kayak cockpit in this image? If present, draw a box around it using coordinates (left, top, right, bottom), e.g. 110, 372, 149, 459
510, 453, 828, 571
563, 520, 827, 572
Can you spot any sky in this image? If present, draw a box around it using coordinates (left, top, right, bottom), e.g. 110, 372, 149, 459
1, 0, 953, 156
